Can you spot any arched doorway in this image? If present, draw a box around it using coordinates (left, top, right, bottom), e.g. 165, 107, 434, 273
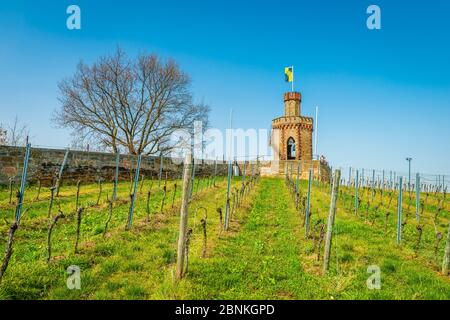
287, 137, 296, 160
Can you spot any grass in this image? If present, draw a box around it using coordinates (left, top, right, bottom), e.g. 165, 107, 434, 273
0, 175, 448, 300
179, 178, 450, 299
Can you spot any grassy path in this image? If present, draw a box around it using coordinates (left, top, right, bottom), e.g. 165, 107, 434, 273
184, 178, 450, 299
184, 178, 325, 299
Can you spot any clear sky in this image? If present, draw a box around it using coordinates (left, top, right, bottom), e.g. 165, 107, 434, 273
0, 0, 449, 177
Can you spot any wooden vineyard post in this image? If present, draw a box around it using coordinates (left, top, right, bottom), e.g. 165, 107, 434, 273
8, 178, 14, 204
75, 180, 81, 210
104, 200, 113, 237
371, 169, 375, 202
213, 158, 217, 187
158, 152, 163, 188
176, 153, 193, 280
290, 162, 293, 183
96, 179, 102, 205
55, 148, 70, 196
323, 169, 341, 274
241, 161, 246, 197
126, 154, 142, 230
442, 222, 450, 275
348, 167, 352, 186
285, 161, 288, 182
388, 171, 392, 191
397, 176, 403, 245
305, 168, 312, 238
48, 187, 56, 217
329, 166, 333, 193
382, 170, 385, 195
201, 217, 207, 258
113, 153, 120, 201
160, 185, 167, 214
74, 208, 83, 254
224, 160, 232, 231
35, 178, 41, 201
318, 160, 321, 183
172, 183, 177, 208
189, 161, 196, 201
355, 170, 359, 215
393, 172, 397, 190
415, 173, 420, 222
442, 175, 446, 195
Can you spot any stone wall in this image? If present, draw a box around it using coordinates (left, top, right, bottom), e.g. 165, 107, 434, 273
259, 159, 331, 182
0, 145, 330, 186
0, 146, 231, 186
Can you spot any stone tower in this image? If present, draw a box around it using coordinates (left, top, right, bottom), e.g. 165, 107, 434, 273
271, 91, 313, 162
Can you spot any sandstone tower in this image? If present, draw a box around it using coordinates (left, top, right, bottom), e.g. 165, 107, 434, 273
271, 91, 313, 162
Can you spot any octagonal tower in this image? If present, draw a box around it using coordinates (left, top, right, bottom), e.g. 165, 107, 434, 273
272, 91, 313, 162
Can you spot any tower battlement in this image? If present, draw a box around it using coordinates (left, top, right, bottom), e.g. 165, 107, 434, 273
284, 91, 302, 116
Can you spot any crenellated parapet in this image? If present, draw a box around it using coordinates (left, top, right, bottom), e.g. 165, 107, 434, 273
272, 116, 313, 131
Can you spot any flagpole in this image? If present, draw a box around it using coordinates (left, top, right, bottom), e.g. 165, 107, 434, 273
314, 106, 319, 160
292, 66, 294, 92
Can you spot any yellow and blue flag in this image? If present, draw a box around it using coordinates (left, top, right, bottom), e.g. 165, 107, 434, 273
284, 66, 293, 82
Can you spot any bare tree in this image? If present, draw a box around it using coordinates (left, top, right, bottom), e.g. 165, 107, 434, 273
0, 125, 6, 145
54, 48, 210, 155
0, 117, 30, 147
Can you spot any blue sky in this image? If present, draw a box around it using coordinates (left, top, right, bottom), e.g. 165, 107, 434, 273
0, 0, 449, 176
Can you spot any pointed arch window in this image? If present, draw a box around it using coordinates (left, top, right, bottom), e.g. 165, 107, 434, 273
287, 137, 296, 160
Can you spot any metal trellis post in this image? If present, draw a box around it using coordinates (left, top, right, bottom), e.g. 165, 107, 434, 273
15, 143, 31, 223
415, 173, 420, 222
305, 168, 312, 237
355, 170, 359, 215
127, 154, 142, 229
397, 176, 403, 244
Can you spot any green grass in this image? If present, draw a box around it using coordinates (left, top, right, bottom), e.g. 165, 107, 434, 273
178, 178, 449, 299
0, 176, 448, 300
